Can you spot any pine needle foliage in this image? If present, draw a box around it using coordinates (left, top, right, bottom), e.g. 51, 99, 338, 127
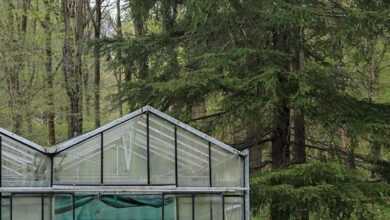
251, 162, 390, 219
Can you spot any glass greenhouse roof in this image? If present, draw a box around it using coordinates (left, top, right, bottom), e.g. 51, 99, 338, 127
0, 106, 249, 220
0, 106, 248, 191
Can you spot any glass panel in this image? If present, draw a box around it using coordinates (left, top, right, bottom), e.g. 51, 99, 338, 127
55, 194, 73, 220
43, 196, 52, 220
12, 196, 42, 220
177, 128, 210, 186
149, 114, 175, 184
177, 196, 192, 220
224, 197, 244, 220
55, 194, 164, 220
1, 194, 10, 220
195, 195, 223, 220
163, 195, 176, 220
211, 144, 244, 187
1, 135, 50, 187
54, 136, 101, 184
103, 115, 147, 184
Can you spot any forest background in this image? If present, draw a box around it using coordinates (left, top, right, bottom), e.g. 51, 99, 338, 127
0, 0, 389, 219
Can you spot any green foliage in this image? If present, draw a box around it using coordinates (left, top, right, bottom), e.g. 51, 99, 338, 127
251, 162, 390, 219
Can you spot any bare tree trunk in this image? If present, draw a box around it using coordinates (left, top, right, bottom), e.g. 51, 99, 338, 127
114, 0, 124, 116
43, 0, 56, 145
5, 0, 28, 134
62, 0, 84, 137
93, 0, 102, 127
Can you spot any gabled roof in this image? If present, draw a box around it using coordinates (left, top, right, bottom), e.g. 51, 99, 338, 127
53, 106, 244, 156
0, 128, 47, 154
0, 106, 244, 156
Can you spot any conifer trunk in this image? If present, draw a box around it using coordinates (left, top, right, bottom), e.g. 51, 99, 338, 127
293, 29, 306, 164
271, 29, 291, 220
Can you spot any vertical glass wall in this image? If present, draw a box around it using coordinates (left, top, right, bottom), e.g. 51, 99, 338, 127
224, 197, 244, 220
177, 128, 210, 187
194, 195, 223, 220
149, 115, 175, 185
211, 144, 244, 187
0, 107, 248, 220
103, 115, 147, 184
0, 135, 50, 187
54, 136, 101, 184
1, 194, 244, 220
1, 194, 10, 220
51, 111, 244, 187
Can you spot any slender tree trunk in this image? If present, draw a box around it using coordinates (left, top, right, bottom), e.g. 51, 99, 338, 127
62, 0, 84, 137
367, 38, 382, 178
293, 27, 308, 220
43, 0, 56, 145
6, 0, 31, 134
293, 28, 306, 164
114, 0, 124, 116
93, 0, 102, 127
132, 6, 148, 80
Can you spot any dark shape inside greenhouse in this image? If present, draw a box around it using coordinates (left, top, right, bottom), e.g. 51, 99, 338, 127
0, 106, 249, 220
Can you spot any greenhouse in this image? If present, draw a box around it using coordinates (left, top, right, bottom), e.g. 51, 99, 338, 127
0, 106, 249, 220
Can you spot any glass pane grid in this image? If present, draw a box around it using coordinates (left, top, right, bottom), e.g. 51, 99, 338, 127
53, 136, 101, 184
177, 128, 210, 187
1, 135, 50, 187
211, 144, 244, 187
103, 115, 147, 184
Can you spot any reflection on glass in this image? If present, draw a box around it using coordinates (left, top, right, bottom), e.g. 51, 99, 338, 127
1, 135, 50, 187
103, 115, 147, 184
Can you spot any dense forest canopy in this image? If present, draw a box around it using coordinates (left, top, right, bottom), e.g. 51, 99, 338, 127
0, 0, 389, 219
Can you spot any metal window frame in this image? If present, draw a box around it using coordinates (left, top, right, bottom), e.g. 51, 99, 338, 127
0, 106, 247, 187
3, 191, 246, 220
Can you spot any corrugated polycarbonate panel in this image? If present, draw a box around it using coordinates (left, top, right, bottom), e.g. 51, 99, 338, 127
1, 134, 50, 187
211, 144, 244, 187
149, 114, 175, 185
224, 197, 244, 220
103, 114, 147, 184
53, 135, 101, 184
177, 128, 210, 187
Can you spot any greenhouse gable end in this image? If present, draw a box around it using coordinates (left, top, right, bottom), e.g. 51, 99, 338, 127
0, 106, 249, 220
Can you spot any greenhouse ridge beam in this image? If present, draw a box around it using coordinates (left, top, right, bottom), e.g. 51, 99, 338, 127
0, 128, 47, 155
